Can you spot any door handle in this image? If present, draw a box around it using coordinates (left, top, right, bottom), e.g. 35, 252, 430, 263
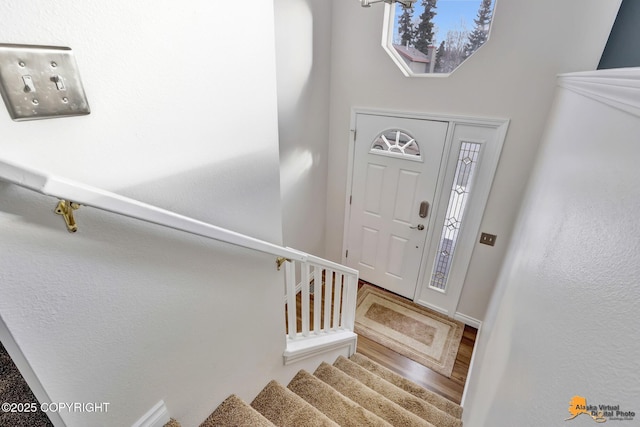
419, 201, 429, 218
409, 224, 425, 231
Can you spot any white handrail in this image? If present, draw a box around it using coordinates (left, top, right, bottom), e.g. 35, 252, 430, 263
2, 159, 361, 363
0, 159, 308, 262
303, 252, 359, 276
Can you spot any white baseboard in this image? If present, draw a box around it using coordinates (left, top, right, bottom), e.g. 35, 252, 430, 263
283, 330, 357, 365
414, 300, 482, 329
454, 312, 482, 329
460, 321, 482, 407
0, 318, 66, 427
131, 400, 170, 427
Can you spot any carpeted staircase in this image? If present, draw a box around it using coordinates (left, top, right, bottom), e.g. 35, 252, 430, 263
169, 353, 463, 427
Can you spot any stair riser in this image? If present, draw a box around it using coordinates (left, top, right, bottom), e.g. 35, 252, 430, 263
193, 354, 463, 427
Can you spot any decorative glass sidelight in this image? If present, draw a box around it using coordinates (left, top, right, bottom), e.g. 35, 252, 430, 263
370, 130, 421, 158
429, 141, 481, 291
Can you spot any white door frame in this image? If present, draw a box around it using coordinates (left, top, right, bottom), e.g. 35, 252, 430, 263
342, 108, 509, 320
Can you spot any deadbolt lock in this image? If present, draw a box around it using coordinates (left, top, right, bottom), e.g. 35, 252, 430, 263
419, 201, 430, 218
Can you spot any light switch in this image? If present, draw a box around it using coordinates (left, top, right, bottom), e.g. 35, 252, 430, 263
0, 44, 90, 121
51, 75, 65, 91
22, 75, 36, 93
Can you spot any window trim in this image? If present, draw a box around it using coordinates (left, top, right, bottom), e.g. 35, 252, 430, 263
382, 4, 451, 78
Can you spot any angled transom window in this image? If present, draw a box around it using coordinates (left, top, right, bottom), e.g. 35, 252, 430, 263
382, 0, 495, 76
370, 129, 421, 160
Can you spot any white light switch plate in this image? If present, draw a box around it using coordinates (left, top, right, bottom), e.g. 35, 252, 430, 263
0, 44, 90, 121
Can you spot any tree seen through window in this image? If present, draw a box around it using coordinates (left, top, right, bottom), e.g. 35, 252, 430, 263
388, 0, 495, 75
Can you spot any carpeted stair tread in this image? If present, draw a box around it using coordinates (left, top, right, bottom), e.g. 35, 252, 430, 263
164, 418, 182, 427
334, 356, 462, 427
350, 353, 463, 419
251, 380, 338, 427
200, 394, 275, 427
313, 362, 433, 427
287, 369, 392, 427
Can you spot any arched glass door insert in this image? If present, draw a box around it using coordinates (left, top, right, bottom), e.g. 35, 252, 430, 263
370, 129, 422, 160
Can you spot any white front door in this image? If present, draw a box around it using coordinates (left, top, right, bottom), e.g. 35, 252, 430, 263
345, 113, 448, 299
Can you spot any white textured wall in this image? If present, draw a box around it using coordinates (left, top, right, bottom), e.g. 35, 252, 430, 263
0, 1, 287, 426
326, 0, 621, 321
0, 1, 283, 242
462, 70, 640, 425
275, 0, 332, 256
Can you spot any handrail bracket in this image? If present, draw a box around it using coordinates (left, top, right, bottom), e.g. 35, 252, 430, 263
54, 200, 80, 233
276, 257, 291, 271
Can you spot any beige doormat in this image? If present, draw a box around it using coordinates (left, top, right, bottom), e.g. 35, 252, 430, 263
355, 283, 464, 377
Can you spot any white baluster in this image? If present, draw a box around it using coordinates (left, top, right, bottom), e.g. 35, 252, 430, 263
313, 265, 322, 335
285, 261, 297, 340
333, 272, 343, 329
301, 262, 310, 337
341, 274, 357, 331
323, 269, 333, 331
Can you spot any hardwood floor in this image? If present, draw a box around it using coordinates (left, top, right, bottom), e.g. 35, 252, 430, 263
286, 279, 478, 405
357, 324, 476, 404
355, 281, 476, 404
